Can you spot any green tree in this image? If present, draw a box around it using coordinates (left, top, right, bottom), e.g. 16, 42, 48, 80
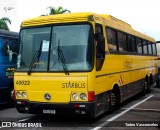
42, 6, 71, 16
0, 17, 11, 30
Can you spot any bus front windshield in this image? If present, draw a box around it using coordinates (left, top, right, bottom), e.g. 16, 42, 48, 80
17, 24, 94, 72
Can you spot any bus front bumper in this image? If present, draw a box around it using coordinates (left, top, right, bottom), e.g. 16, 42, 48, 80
15, 100, 95, 117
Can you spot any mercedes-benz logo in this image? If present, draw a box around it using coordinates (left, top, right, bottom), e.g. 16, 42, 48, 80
44, 93, 51, 101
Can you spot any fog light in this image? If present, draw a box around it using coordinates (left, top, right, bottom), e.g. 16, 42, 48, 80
80, 93, 87, 100
72, 93, 78, 100
16, 92, 21, 98
22, 92, 27, 98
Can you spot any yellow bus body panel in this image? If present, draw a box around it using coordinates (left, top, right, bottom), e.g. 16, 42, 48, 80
95, 54, 158, 94
14, 73, 88, 103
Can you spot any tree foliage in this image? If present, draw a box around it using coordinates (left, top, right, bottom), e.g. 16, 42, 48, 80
0, 17, 11, 30
42, 6, 71, 16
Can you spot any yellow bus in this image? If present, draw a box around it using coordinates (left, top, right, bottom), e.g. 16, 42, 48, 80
14, 12, 158, 118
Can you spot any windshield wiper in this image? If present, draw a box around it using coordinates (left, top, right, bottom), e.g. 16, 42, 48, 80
28, 51, 41, 75
57, 40, 69, 75
28, 43, 42, 75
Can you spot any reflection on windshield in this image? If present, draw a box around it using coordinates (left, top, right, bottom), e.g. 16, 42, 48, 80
17, 27, 51, 71
50, 24, 93, 71
17, 24, 93, 72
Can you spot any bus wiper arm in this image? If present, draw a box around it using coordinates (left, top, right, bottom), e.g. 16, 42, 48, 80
28, 50, 41, 75
28, 42, 42, 75
57, 40, 69, 75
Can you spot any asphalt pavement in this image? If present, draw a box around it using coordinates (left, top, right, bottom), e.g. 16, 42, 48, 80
0, 86, 159, 130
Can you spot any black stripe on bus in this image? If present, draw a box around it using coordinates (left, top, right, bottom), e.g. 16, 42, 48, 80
105, 51, 157, 56
96, 66, 157, 78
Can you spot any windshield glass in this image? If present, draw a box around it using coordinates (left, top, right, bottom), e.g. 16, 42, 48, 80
17, 27, 51, 71
50, 24, 93, 71
17, 24, 93, 72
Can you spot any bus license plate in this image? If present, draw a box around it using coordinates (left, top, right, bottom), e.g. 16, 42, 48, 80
43, 109, 56, 114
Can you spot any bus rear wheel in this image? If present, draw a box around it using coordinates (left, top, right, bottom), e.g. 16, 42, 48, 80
141, 81, 147, 96
147, 76, 152, 93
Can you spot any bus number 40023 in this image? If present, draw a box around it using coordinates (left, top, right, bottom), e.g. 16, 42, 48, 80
16, 80, 30, 85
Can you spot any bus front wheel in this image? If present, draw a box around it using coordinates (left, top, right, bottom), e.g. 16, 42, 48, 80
108, 87, 120, 113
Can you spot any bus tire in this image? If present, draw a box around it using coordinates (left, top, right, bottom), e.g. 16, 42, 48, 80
147, 76, 152, 93
8, 89, 15, 107
142, 81, 147, 96
108, 86, 120, 113
16, 108, 24, 113
147, 84, 151, 93
108, 92, 115, 113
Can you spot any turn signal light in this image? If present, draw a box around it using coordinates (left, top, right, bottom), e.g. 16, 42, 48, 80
88, 91, 95, 101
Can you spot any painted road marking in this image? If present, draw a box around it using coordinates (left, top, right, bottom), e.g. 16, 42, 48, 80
16, 117, 32, 123
91, 95, 154, 130
16, 117, 31, 123
121, 108, 160, 112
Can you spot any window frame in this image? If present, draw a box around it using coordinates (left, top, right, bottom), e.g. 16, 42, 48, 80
105, 26, 157, 56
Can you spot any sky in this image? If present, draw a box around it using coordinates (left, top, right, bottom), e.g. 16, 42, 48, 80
0, 0, 160, 41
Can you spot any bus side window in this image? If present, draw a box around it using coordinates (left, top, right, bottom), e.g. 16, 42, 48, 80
136, 38, 143, 54
128, 35, 136, 53
3, 40, 8, 56
148, 42, 152, 55
152, 43, 157, 55
142, 40, 148, 55
106, 28, 117, 52
117, 31, 127, 52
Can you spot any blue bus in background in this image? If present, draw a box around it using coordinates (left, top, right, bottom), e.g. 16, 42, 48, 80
0, 29, 19, 107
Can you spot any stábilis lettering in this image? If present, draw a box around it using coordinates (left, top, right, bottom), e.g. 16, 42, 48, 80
62, 82, 86, 88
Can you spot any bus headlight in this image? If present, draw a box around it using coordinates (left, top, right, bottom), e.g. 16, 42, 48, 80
72, 93, 78, 100
80, 93, 87, 100
22, 92, 27, 98
16, 92, 21, 98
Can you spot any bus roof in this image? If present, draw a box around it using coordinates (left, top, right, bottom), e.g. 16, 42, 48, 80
100, 14, 156, 43
0, 29, 19, 38
21, 12, 156, 43
21, 12, 96, 27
